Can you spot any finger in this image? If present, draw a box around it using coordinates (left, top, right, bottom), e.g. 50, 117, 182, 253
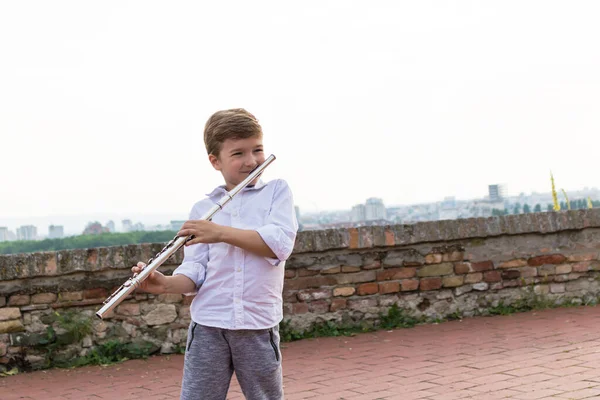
185, 237, 203, 246
137, 262, 146, 267
178, 229, 195, 237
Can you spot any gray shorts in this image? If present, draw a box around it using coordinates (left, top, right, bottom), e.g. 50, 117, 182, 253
180, 322, 283, 400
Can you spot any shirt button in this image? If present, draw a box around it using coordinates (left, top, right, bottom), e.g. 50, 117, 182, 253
235, 298, 240, 303
237, 267, 241, 272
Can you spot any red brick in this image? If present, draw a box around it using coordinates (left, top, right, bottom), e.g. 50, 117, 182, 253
357, 283, 379, 296
284, 269, 297, 279
330, 298, 347, 312
87, 249, 98, 266
555, 264, 572, 274
292, 303, 309, 314
284, 276, 337, 290
566, 253, 597, 262
349, 228, 359, 249
83, 288, 108, 299
501, 270, 520, 279
420, 278, 442, 291
472, 261, 494, 272
297, 268, 320, 277
519, 266, 538, 277
45, 257, 58, 275
401, 279, 419, 291
32, 293, 57, 304
572, 261, 592, 272
333, 287, 355, 297
379, 282, 400, 294
484, 271, 502, 282
528, 254, 566, 266
385, 229, 395, 246
321, 266, 341, 274
376, 267, 416, 281
498, 259, 527, 268
8, 295, 30, 306
454, 262, 471, 274
342, 266, 361, 273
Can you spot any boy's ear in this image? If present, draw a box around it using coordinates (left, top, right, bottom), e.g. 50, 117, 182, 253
208, 154, 221, 171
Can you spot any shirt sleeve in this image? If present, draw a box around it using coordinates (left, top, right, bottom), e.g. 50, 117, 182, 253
172, 205, 209, 295
256, 179, 299, 266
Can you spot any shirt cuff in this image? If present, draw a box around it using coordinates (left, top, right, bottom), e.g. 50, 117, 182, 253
256, 224, 294, 266
172, 262, 206, 295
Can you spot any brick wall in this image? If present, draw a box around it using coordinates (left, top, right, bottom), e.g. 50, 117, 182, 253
1, 209, 600, 369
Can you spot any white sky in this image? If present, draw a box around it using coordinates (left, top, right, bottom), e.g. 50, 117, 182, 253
1, 1, 599, 233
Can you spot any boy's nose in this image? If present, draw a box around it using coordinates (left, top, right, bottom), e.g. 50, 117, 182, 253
243, 156, 257, 169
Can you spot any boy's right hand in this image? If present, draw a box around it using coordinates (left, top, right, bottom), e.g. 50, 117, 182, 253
131, 262, 168, 294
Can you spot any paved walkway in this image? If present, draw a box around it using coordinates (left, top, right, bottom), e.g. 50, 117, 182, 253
3, 306, 600, 399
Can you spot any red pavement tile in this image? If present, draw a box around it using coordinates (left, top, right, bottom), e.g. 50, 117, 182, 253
4, 306, 600, 399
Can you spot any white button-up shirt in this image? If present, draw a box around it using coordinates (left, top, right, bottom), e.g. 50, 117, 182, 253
172, 178, 298, 330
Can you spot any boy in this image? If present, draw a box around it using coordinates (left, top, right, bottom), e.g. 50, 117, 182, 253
131, 108, 299, 400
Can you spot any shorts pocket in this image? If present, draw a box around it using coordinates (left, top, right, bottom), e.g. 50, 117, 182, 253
186, 322, 197, 351
268, 328, 280, 361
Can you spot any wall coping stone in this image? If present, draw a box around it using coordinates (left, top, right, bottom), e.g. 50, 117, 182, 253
1, 209, 599, 282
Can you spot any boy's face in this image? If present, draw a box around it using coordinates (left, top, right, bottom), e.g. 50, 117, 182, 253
209, 136, 265, 190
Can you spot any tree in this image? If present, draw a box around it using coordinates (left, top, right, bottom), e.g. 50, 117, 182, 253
534, 204, 542, 213
523, 204, 531, 214
492, 209, 505, 216
0, 230, 178, 255
513, 203, 522, 215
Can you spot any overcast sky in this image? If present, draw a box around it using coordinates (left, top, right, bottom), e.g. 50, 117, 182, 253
1, 1, 599, 234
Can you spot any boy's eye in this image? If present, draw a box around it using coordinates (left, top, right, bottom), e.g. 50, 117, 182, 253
254, 149, 263, 153
232, 152, 242, 156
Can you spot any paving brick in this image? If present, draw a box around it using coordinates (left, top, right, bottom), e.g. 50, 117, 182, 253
3, 307, 600, 399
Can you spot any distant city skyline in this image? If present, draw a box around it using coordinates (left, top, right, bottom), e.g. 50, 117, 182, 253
2, 183, 598, 239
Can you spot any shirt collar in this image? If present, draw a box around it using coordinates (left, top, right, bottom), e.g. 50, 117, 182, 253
205, 179, 267, 198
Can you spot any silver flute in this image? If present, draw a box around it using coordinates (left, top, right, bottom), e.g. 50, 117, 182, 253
96, 154, 277, 319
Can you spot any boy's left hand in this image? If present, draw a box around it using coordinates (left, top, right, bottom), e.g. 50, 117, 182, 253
178, 220, 223, 245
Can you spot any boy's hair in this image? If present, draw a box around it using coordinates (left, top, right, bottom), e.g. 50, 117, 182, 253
204, 108, 263, 157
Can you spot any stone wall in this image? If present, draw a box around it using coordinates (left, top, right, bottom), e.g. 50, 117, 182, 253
2, 209, 600, 370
